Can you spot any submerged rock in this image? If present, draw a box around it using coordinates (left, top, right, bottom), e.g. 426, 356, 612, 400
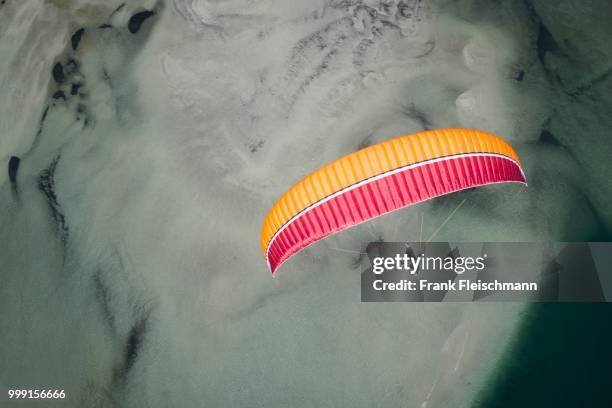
8, 156, 20, 184
52, 90, 66, 100
70, 83, 81, 96
128, 10, 155, 34
52, 62, 65, 83
71, 28, 85, 51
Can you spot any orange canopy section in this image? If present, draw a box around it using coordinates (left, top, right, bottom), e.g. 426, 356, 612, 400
261, 128, 526, 274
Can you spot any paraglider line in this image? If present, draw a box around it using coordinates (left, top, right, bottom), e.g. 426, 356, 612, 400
426, 198, 466, 242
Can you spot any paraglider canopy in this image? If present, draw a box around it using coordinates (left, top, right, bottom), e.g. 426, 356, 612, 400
261, 128, 526, 274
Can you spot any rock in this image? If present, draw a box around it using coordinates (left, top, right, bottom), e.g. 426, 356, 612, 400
8, 156, 20, 183
52, 90, 66, 100
52, 62, 65, 83
70, 83, 81, 96
71, 28, 85, 51
128, 10, 155, 34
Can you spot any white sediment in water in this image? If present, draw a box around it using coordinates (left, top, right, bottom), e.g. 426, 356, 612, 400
1, 0, 610, 406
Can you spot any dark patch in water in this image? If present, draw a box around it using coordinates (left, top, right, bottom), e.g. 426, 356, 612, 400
539, 129, 561, 146
536, 22, 558, 61
71, 28, 85, 51
124, 316, 147, 371
128, 10, 156, 34
52, 90, 66, 100
8, 156, 20, 184
70, 83, 81, 96
52, 62, 65, 84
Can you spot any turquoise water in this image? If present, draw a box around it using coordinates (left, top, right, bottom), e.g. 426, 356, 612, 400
474, 303, 612, 407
